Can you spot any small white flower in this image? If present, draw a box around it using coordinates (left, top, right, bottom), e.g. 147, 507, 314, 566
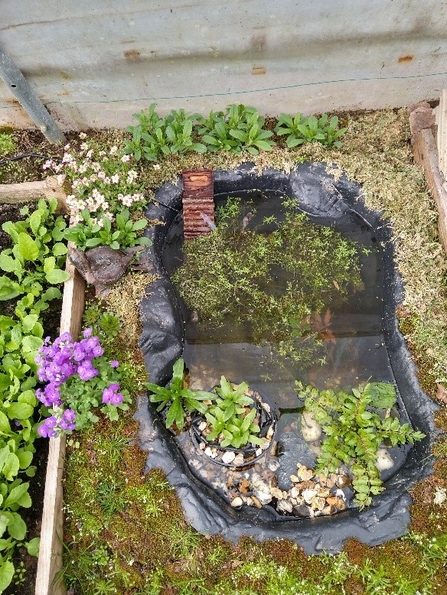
56, 174, 65, 185
111, 173, 120, 184
79, 132, 87, 139
121, 154, 131, 163
433, 487, 446, 506
153, 163, 161, 170
110, 146, 118, 155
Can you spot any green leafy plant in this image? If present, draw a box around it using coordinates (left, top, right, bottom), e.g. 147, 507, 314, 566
0, 133, 16, 157
275, 112, 347, 148
0, 199, 70, 306
43, 134, 150, 251
213, 376, 253, 420
296, 381, 426, 508
147, 358, 214, 430
125, 104, 206, 161
199, 104, 275, 155
64, 207, 151, 251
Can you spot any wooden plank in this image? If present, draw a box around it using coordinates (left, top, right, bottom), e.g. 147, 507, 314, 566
35, 256, 85, 595
0, 176, 67, 211
437, 90, 447, 179
413, 127, 447, 254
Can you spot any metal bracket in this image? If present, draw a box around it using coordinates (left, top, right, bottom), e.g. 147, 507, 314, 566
0, 41, 66, 143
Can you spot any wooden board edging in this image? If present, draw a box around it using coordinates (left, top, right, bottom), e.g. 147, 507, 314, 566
34, 257, 85, 595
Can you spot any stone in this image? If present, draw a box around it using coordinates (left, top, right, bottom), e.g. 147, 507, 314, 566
231, 497, 243, 508
222, 451, 236, 465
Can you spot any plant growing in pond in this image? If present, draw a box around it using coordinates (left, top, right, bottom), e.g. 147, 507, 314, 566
147, 358, 214, 430
204, 377, 264, 449
172, 197, 364, 366
42, 134, 150, 250
36, 327, 131, 436
296, 380, 426, 509
275, 112, 347, 148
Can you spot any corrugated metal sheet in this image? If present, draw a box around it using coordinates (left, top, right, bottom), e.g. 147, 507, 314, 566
1, 0, 447, 130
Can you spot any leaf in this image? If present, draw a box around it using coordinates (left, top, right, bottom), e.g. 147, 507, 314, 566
6, 402, 34, 420
17, 233, 39, 261
26, 536, 40, 557
365, 382, 397, 409
4, 511, 26, 540
0, 253, 20, 275
2, 454, 19, 481
4, 482, 31, 508
52, 242, 68, 256
45, 268, 70, 284
0, 559, 14, 592
0, 277, 21, 301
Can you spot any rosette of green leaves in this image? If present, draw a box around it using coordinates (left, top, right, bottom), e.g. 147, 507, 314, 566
147, 358, 214, 430
275, 112, 347, 148
125, 104, 206, 161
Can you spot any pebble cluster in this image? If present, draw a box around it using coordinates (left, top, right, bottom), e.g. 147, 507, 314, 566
179, 432, 354, 518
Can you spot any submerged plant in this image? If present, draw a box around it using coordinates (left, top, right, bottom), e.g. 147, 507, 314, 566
172, 197, 363, 366
296, 381, 426, 508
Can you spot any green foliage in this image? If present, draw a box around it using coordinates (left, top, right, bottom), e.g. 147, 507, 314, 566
204, 377, 263, 448
0, 133, 16, 157
173, 197, 363, 366
0, 198, 69, 591
147, 358, 214, 430
198, 104, 275, 155
64, 207, 151, 251
125, 103, 206, 161
0, 199, 70, 306
297, 381, 426, 508
275, 112, 347, 148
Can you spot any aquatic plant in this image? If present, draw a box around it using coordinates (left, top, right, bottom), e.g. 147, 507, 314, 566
172, 197, 363, 366
296, 381, 426, 508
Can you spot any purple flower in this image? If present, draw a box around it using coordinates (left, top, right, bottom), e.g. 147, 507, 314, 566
83, 327, 93, 338
110, 360, 119, 368
59, 409, 76, 431
102, 383, 123, 406
38, 417, 58, 438
110, 392, 123, 406
77, 361, 98, 381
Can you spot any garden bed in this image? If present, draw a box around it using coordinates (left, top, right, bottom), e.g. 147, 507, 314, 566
2, 104, 447, 594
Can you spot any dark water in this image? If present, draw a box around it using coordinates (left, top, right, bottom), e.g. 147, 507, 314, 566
163, 190, 410, 484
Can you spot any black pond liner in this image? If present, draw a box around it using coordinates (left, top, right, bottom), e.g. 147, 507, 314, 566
136, 161, 438, 554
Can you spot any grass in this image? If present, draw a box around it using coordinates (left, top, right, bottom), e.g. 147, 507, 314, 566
3, 109, 445, 593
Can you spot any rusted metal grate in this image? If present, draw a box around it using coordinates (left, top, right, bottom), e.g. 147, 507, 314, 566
182, 169, 215, 240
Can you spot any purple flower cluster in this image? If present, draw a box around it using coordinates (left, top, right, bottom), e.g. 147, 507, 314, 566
102, 382, 124, 406
36, 329, 103, 406
36, 328, 121, 437
38, 409, 76, 438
